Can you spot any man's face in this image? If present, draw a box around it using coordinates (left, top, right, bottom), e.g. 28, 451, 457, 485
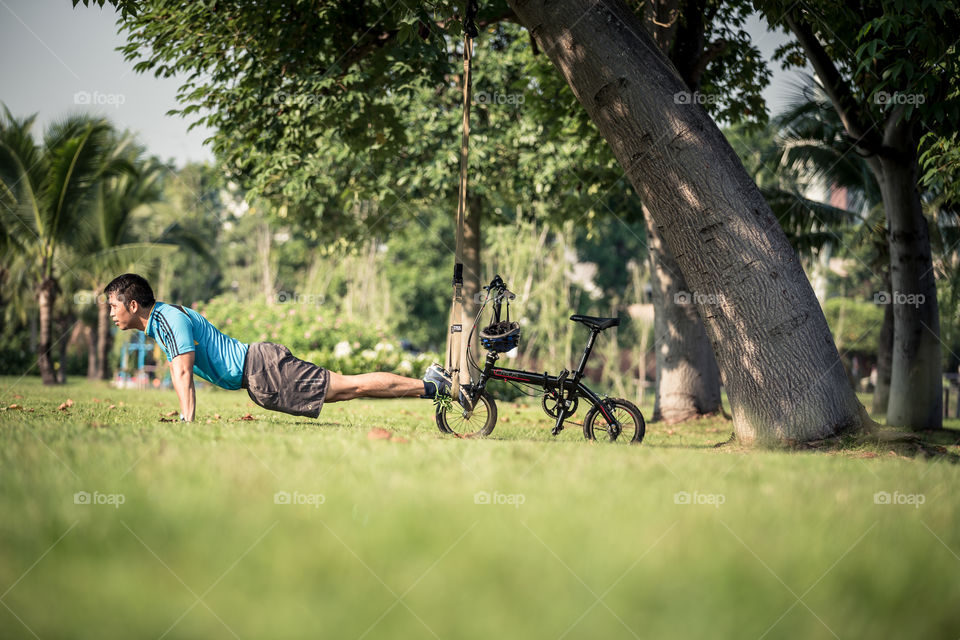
108, 293, 136, 330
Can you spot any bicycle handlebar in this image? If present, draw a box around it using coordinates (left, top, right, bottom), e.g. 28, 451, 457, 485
484, 274, 516, 300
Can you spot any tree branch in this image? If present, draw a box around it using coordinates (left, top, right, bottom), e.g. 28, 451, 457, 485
784, 11, 882, 154
670, 0, 706, 89
689, 38, 726, 88
344, 7, 519, 67
478, 8, 518, 28
339, 29, 399, 70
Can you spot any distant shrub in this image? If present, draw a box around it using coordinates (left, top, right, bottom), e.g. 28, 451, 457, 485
195, 296, 440, 377
822, 298, 884, 354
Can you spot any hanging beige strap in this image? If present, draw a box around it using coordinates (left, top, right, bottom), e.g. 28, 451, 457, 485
446, 30, 474, 399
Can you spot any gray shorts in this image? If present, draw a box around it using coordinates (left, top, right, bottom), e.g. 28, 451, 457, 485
241, 342, 329, 418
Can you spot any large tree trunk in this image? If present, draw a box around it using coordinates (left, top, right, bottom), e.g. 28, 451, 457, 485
96, 299, 113, 380
86, 324, 99, 380
641, 0, 723, 423
641, 0, 681, 52
463, 195, 483, 358
881, 121, 942, 429
0, 267, 7, 337
645, 204, 721, 422
782, 12, 941, 431
37, 277, 58, 385
872, 290, 893, 419
57, 313, 71, 384
508, 0, 867, 444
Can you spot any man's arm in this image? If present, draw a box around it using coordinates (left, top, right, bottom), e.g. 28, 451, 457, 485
169, 351, 196, 421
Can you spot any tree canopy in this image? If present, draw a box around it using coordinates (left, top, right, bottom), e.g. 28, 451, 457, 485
76, 0, 771, 240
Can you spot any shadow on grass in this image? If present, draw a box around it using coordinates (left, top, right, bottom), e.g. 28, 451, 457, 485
790, 427, 960, 464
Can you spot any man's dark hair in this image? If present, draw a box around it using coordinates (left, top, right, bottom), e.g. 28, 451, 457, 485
104, 273, 156, 308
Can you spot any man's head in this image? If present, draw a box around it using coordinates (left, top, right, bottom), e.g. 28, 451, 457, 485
105, 273, 155, 331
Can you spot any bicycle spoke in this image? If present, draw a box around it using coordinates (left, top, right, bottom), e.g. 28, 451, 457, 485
436, 392, 497, 437
583, 399, 645, 444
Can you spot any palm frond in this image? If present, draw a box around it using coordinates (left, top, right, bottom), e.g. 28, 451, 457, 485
38, 121, 114, 260
73, 242, 178, 283
761, 185, 859, 255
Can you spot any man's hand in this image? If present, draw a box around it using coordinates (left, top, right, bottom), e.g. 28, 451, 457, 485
169, 351, 196, 422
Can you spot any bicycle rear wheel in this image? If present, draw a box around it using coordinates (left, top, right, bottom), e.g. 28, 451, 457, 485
435, 392, 498, 437
583, 398, 645, 444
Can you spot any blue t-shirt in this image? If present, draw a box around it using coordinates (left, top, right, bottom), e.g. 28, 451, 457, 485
145, 302, 249, 390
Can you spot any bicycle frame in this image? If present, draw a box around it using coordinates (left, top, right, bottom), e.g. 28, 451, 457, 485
465, 278, 620, 436
473, 353, 618, 435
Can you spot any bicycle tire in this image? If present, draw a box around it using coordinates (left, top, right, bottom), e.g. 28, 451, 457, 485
583, 398, 645, 444
435, 392, 498, 437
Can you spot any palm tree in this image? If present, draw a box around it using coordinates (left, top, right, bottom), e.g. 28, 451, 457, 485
72, 143, 173, 379
0, 107, 119, 383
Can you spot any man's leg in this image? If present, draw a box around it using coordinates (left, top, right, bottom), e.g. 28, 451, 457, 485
325, 371, 425, 403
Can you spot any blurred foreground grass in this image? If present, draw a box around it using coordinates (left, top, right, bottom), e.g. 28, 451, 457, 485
1, 376, 959, 639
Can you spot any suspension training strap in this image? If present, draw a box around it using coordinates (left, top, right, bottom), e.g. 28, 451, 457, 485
447, 1, 478, 398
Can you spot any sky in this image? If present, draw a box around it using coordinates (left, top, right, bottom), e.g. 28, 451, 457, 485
0, 0, 216, 165
0, 0, 807, 168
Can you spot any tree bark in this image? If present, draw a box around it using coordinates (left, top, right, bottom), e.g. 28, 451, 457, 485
641, 1, 723, 423
96, 299, 113, 380
463, 195, 483, 357
642, 0, 681, 52
872, 286, 893, 418
37, 276, 58, 385
57, 313, 71, 384
881, 120, 942, 429
645, 204, 722, 422
0, 267, 7, 337
508, 0, 867, 444
86, 324, 99, 380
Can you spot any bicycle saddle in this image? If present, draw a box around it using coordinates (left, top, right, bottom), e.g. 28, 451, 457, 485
569, 314, 620, 331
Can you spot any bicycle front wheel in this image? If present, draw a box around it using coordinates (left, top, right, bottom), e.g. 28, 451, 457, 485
583, 398, 645, 444
435, 392, 498, 437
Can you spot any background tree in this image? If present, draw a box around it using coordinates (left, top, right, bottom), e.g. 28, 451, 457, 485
72, 140, 172, 380
754, 0, 960, 429
0, 109, 119, 384
502, 0, 869, 443
145, 163, 223, 303
639, 0, 771, 423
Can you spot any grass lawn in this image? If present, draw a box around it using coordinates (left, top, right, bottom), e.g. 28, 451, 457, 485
1, 375, 959, 639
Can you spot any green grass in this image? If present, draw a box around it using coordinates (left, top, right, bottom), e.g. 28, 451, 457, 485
1, 376, 959, 639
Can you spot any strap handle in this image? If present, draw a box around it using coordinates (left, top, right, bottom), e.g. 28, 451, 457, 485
447, 3, 477, 398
